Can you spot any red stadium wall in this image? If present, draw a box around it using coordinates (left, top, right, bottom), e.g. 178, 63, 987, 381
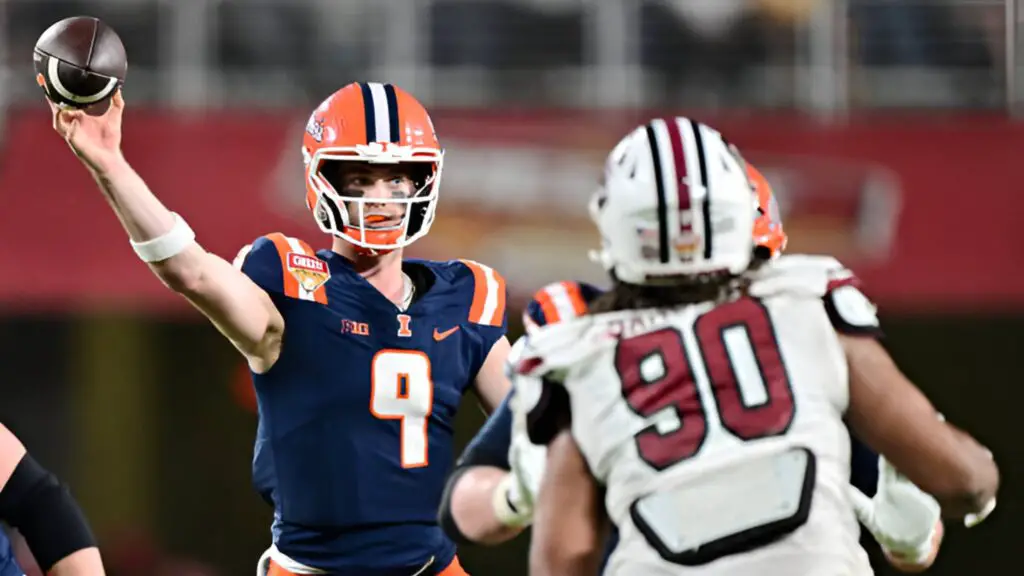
2, 110, 1022, 312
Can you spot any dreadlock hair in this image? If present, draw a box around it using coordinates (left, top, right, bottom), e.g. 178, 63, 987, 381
588, 270, 741, 314
588, 246, 774, 315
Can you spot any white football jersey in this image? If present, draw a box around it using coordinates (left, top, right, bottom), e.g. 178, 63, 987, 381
517, 255, 880, 576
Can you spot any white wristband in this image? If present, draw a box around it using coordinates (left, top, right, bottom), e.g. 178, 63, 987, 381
492, 474, 531, 528
965, 497, 996, 528
130, 213, 196, 263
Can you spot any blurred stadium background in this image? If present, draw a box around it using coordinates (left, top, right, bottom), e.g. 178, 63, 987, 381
0, 0, 1021, 574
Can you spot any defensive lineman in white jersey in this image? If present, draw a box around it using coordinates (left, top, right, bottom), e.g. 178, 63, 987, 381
517, 117, 999, 576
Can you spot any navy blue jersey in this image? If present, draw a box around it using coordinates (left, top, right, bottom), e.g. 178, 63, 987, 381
239, 233, 507, 574
0, 531, 22, 576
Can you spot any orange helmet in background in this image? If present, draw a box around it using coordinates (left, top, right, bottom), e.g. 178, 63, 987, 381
302, 82, 444, 255
747, 163, 787, 259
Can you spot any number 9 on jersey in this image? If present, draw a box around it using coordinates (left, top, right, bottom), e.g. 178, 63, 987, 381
371, 350, 434, 468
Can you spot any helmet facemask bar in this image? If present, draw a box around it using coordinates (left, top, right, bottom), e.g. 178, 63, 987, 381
306, 147, 443, 252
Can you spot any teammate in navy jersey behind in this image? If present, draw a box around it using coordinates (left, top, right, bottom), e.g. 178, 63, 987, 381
438, 281, 603, 547
0, 424, 104, 575
45, 83, 511, 575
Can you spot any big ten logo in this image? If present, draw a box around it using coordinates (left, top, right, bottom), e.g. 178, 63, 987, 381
341, 319, 370, 336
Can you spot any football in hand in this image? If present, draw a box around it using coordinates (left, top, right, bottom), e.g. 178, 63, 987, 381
33, 16, 126, 110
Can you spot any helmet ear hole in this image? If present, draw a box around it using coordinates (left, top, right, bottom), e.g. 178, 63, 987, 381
316, 195, 347, 232
409, 164, 434, 195
406, 201, 428, 237
317, 206, 331, 230
753, 245, 772, 261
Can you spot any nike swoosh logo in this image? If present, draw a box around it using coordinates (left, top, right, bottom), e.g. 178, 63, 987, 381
433, 326, 460, 341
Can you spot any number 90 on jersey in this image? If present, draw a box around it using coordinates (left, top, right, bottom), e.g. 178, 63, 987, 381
616, 299, 796, 471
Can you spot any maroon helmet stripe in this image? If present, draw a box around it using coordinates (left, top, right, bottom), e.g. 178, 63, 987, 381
664, 118, 692, 235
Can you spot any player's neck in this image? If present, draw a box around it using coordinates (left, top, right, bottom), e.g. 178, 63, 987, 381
332, 239, 407, 305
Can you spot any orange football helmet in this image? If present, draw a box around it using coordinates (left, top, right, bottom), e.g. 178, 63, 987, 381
302, 82, 444, 255
748, 164, 787, 259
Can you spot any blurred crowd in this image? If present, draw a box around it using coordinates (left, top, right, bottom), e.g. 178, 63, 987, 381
2, 0, 1007, 108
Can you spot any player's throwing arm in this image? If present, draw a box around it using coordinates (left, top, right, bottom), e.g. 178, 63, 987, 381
45, 85, 284, 373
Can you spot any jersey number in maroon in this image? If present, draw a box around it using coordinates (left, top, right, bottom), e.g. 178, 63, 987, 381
615, 298, 796, 471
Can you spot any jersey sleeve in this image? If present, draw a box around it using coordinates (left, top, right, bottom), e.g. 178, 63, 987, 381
822, 267, 883, 338
753, 255, 883, 338
456, 260, 509, 378
234, 233, 329, 303
457, 259, 508, 331
234, 236, 284, 294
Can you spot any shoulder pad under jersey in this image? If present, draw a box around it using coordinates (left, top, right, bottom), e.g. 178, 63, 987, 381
750, 254, 881, 336
524, 280, 604, 331
747, 254, 846, 298
234, 233, 330, 304
515, 316, 614, 446
453, 259, 508, 328
515, 315, 613, 380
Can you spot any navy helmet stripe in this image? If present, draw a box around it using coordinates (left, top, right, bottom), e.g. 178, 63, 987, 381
689, 120, 713, 260
358, 82, 376, 144
645, 123, 671, 264
383, 84, 401, 143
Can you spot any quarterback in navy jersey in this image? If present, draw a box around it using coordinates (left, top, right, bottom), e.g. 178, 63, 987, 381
45, 82, 511, 575
240, 237, 506, 574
